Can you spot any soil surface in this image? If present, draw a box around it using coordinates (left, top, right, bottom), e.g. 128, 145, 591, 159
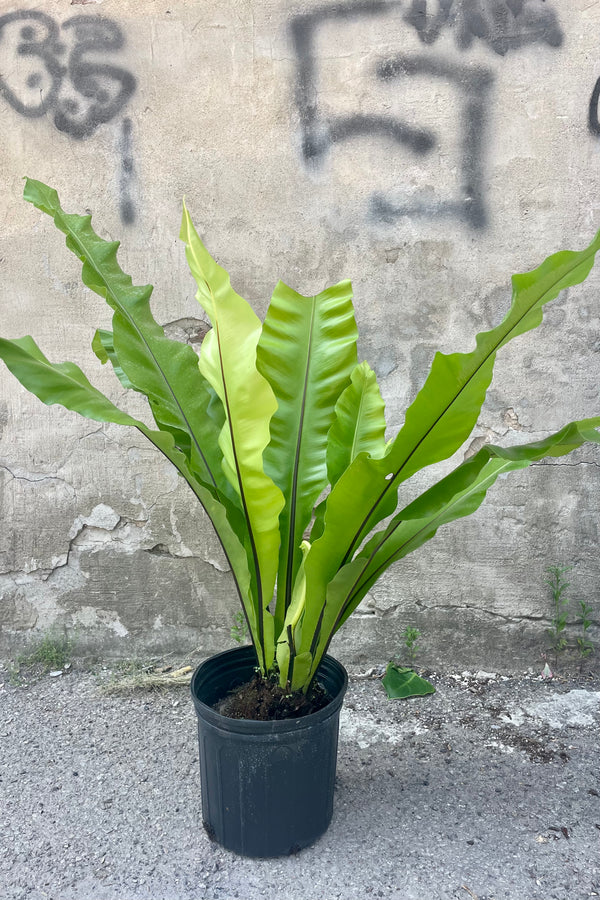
1, 659, 599, 900
215, 671, 330, 720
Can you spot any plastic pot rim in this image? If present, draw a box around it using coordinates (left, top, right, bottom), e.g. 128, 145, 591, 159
190, 645, 348, 735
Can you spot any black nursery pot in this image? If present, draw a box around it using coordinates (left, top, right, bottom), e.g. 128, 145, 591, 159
190, 645, 348, 858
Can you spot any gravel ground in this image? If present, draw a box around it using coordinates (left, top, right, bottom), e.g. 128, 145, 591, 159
1, 660, 599, 900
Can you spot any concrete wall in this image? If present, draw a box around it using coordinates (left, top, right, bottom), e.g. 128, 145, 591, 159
1, 0, 599, 671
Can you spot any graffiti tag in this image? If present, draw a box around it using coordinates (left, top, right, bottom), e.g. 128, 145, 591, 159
0, 11, 136, 139
290, 0, 563, 229
403, 0, 563, 56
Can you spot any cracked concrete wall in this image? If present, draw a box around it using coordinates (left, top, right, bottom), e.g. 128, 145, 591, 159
1, 0, 599, 670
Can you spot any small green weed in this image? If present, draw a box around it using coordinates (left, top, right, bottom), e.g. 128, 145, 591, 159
402, 626, 421, 667
544, 565, 595, 669
27, 633, 72, 670
545, 565, 571, 665
576, 600, 595, 662
9, 631, 73, 684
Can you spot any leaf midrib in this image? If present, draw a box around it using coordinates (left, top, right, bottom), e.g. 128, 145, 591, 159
180, 223, 268, 663
283, 297, 317, 613
350, 374, 371, 461
10, 346, 137, 416
319, 458, 515, 660
58, 207, 218, 489
210, 312, 265, 650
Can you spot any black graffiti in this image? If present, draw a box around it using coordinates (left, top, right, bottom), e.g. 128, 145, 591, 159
404, 0, 563, 55
55, 16, 136, 140
374, 55, 493, 229
291, 3, 401, 162
0, 11, 136, 139
0, 11, 64, 118
117, 117, 136, 226
589, 78, 600, 136
290, 1, 563, 229
290, 4, 497, 229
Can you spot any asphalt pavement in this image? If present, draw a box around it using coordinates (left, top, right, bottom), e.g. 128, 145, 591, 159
1, 661, 599, 900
